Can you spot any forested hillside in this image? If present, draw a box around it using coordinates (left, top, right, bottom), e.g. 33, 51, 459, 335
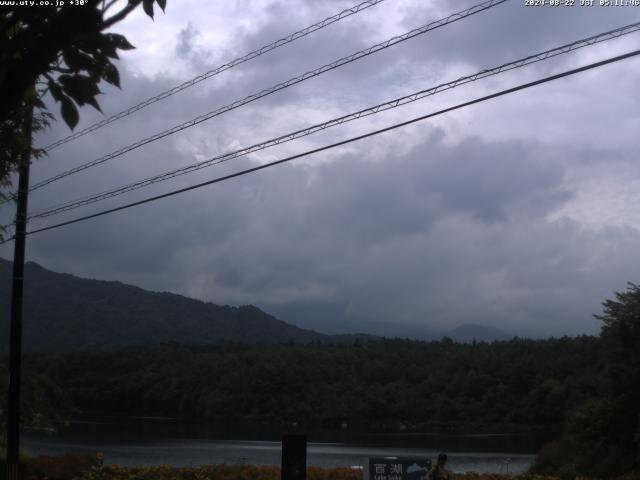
0, 259, 371, 351
26, 336, 603, 431
0, 259, 506, 349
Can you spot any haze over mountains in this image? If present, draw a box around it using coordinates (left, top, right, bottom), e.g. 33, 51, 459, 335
261, 301, 509, 341
0, 258, 508, 351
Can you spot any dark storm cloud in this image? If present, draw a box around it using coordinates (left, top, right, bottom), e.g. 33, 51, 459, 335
10, 117, 639, 336
175, 23, 215, 72
2, 0, 639, 337
175, 23, 199, 58
399, 0, 638, 68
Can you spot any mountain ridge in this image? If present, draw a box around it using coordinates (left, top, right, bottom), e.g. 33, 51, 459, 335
0, 258, 377, 351
261, 300, 510, 342
0, 258, 508, 351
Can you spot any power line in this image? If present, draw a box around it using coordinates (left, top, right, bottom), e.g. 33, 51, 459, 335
41, 0, 388, 152
27, 0, 509, 193
13, 48, 639, 241
26, 21, 640, 220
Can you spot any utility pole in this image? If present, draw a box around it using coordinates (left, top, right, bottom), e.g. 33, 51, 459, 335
6, 103, 33, 480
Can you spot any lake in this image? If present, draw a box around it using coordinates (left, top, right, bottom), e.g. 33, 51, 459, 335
22, 415, 553, 475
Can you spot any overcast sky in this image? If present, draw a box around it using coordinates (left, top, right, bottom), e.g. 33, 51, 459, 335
2, 0, 640, 337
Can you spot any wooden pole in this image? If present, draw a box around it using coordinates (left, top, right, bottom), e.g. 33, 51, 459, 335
6, 103, 33, 480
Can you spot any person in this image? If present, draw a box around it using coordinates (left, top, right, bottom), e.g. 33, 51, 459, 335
427, 453, 454, 480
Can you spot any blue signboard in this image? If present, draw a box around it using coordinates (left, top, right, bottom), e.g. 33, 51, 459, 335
368, 457, 433, 480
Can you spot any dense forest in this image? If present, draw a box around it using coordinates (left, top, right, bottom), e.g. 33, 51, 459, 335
0, 261, 637, 477
25, 336, 604, 431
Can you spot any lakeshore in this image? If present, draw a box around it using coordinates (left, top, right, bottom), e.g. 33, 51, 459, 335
22, 416, 547, 475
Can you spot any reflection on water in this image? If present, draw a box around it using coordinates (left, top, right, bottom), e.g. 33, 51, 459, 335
23, 415, 553, 474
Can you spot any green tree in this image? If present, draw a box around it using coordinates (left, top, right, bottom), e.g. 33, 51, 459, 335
532, 283, 640, 478
593, 282, 640, 468
0, 364, 77, 446
0, 0, 168, 203
1, 0, 167, 126
0, 95, 51, 206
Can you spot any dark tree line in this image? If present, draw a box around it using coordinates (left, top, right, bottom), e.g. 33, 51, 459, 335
6, 283, 639, 477
532, 283, 640, 478
24, 336, 604, 432
0, 365, 76, 445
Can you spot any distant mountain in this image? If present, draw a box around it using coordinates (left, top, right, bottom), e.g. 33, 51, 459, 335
0, 259, 373, 352
261, 301, 509, 342
260, 301, 439, 338
0, 258, 508, 351
445, 323, 510, 342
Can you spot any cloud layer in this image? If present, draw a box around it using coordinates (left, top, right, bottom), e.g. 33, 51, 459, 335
2, 0, 640, 337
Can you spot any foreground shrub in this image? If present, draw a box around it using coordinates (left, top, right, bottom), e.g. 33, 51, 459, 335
4, 459, 635, 480
26, 453, 98, 480
71, 466, 639, 480
73, 464, 281, 480
530, 436, 580, 479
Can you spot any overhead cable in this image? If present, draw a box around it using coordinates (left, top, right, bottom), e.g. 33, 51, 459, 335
41, 0, 388, 152
27, 21, 640, 220
12, 48, 639, 241
28, 0, 509, 193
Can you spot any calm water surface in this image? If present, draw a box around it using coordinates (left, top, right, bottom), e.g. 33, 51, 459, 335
23, 416, 553, 475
